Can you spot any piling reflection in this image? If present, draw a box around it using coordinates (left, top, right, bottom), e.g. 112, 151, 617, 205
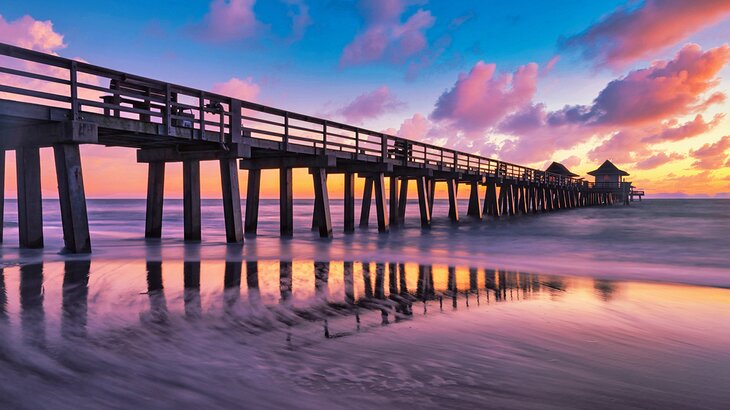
61, 260, 90, 340
0, 259, 633, 343
20, 263, 45, 347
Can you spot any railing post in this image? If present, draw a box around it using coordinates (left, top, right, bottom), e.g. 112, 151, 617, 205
70, 61, 79, 120
230, 99, 242, 143
322, 120, 328, 155
198, 91, 205, 140
164, 84, 172, 136
380, 133, 387, 161
355, 129, 360, 156
283, 112, 289, 152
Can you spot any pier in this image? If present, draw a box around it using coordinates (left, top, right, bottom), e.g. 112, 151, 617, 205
0, 43, 633, 254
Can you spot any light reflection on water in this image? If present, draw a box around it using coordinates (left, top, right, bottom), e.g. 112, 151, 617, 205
1, 258, 730, 409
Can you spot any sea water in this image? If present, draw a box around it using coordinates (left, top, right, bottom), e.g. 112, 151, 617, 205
0, 199, 729, 409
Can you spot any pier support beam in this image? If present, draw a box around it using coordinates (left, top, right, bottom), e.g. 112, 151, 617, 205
360, 177, 373, 227
54, 144, 91, 253
220, 159, 243, 243
416, 176, 431, 228
467, 181, 482, 219
244, 169, 261, 235
182, 159, 201, 241
343, 172, 355, 233
483, 181, 499, 217
428, 178, 436, 215
447, 178, 459, 222
312, 168, 333, 238
16, 147, 43, 248
398, 177, 409, 222
279, 167, 293, 237
145, 162, 165, 238
389, 176, 399, 226
373, 173, 389, 233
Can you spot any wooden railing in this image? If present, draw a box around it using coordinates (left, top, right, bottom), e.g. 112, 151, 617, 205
0, 42, 592, 188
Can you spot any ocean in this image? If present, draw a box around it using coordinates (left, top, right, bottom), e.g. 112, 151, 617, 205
0, 198, 729, 409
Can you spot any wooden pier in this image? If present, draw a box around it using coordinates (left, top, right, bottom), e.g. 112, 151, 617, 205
0, 43, 632, 254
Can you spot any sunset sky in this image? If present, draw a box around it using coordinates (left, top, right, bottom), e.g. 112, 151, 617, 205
1, 0, 730, 198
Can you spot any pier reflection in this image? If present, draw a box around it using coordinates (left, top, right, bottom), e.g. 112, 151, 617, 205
0, 259, 630, 342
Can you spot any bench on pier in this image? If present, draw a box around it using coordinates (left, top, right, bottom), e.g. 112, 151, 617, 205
100, 78, 194, 127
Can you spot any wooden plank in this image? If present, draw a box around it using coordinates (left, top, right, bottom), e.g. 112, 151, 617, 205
54, 144, 91, 253
220, 158, 243, 243
373, 173, 389, 233
312, 168, 333, 238
280, 167, 293, 237
244, 169, 261, 235
0, 121, 98, 150
16, 147, 43, 248
360, 177, 373, 228
344, 172, 355, 233
145, 162, 165, 238
183, 159, 201, 241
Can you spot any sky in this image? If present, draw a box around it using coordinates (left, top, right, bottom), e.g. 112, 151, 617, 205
1, 0, 730, 198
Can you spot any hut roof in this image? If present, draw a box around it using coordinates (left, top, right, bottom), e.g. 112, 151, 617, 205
587, 160, 629, 176
545, 161, 578, 177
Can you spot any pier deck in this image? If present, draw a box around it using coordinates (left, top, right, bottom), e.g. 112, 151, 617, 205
0, 43, 630, 253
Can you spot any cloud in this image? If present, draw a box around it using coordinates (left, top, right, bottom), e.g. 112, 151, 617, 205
642, 114, 725, 144
562, 0, 730, 67
397, 113, 431, 140
690, 135, 730, 170
430, 61, 538, 134
340, 0, 435, 67
560, 155, 582, 169
0, 14, 65, 53
635, 152, 685, 170
283, 0, 312, 42
192, 0, 263, 42
211, 77, 260, 101
338, 86, 405, 123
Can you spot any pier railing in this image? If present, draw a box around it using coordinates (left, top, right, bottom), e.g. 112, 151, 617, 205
0, 43, 590, 188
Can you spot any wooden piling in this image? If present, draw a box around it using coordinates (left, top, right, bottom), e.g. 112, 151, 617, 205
16, 147, 43, 248
398, 177, 409, 222
389, 176, 399, 226
447, 178, 459, 222
360, 177, 373, 228
145, 162, 165, 238
279, 167, 293, 237
344, 172, 355, 233
373, 173, 389, 233
467, 181, 482, 219
220, 158, 243, 243
312, 168, 333, 238
244, 169, 261, 235
428, 178, 436, 214
416, 176, 431, 228
182, 159, 201, 241
54, 144, 91, 253
483, 180, 499, 217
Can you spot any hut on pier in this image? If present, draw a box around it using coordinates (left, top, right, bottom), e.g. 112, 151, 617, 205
588, 160, 629, 189
545, 161, 578, 184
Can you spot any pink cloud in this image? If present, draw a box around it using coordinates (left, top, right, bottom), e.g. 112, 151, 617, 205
397, 113, 431, 140
635, 152, 685, 170
340, 0, 435, 67
642, 114, 724, 144
192, 0, 263, 42
563, 0, 730, 67
338, 86, 405, 123
0, 14, 65, 53
211, 77, 260, 101
584, 44, 730, 126
431, 61, 538, 134
690, 135, 730, 170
